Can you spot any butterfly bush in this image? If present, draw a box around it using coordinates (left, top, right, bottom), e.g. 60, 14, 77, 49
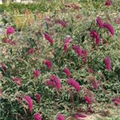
96, 17, 104, 28
105, 0, 112, 6
103, 23, 115, 35
34, 113, 42, 120
73, 45, 82, 57
64, 67, 71, 78
90, 31, 100, 45
45, 59, 53, 70
25, 95, 34, 113
56, 114, 66, 120
64, 36, 72, 52
113, 97, 120, 106
47, 75, 61, 91
67, 78, 81, 92
7, 26, 15, 35
74, 113, 87, 119
29, 48, 35, 54
0, 0, 120, 120
105, 57, 111, 70
44, 33, 54, 45
36, 94, 41, 104
13, 77, 22, 86
55, 19, 67, 27
0, 89, 2, 95
34, 70, 41, 77
85, 96, 91, 105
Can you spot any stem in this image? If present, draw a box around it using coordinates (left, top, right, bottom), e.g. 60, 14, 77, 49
69, 89, 75, 110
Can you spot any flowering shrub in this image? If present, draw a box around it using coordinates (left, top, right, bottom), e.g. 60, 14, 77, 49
0, 0, 120, 120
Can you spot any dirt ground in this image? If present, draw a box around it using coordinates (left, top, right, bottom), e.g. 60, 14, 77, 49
67, 104, 120, 120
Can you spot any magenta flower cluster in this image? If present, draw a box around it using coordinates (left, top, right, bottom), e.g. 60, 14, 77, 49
90, 17, 114, 70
